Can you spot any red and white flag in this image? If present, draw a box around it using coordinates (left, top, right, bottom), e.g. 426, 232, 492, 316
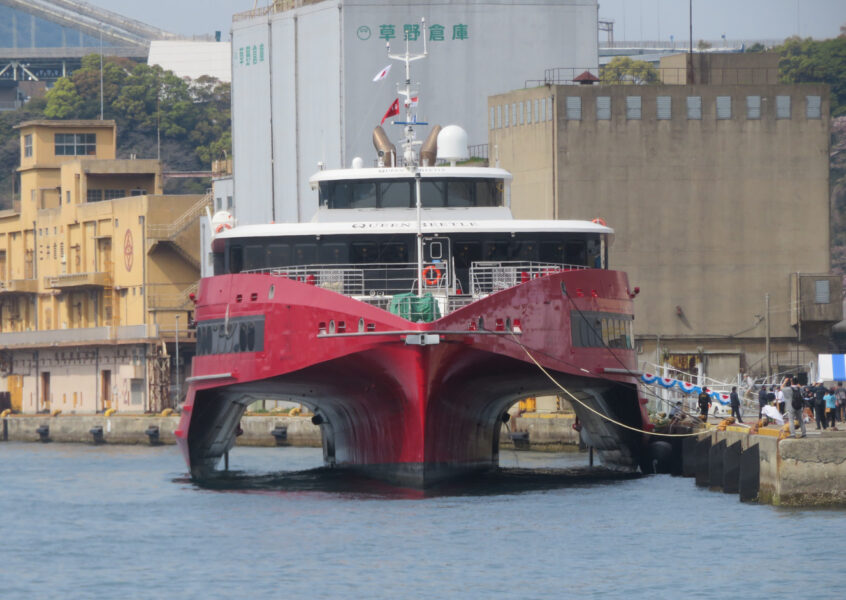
372, 64, 391, 82
405, 96, 419, 107
380, 98, 400, 124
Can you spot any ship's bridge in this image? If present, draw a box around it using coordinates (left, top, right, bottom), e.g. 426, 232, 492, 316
310, 166, 513, 212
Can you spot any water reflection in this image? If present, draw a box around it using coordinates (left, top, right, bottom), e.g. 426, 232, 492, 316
184, 465, 641, 499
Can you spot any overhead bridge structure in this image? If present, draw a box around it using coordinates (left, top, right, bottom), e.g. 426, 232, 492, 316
0, 0, 179, 85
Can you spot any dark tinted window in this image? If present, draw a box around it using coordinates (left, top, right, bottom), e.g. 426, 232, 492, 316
229, 245, 243, 274
245, 245, 265, 270
293, 244, 317, 264
475, 180, 499, 207
454, 241, 481, 269
420, 180, 446, 207
380, 242, 408, 262
319, 243, 348, 263
447, 180, 474, 207
380, 181, 411, 208
565, 241, 587, 266
267, 244, 289, 268
540, 241, 566, 263
351, 242, 379, 263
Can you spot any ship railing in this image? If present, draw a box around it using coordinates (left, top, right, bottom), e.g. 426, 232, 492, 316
246, 262, 447, 299
243, 260, 584, 315
469, 261, 587, 296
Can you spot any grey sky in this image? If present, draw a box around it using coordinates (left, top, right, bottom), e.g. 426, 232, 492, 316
597, 0, 846, 43
85, 0, 846, 42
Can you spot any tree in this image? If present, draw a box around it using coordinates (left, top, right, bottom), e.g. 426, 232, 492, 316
44, 78, 83, 118
600, 57, 660, 85
776, 35, 846, 117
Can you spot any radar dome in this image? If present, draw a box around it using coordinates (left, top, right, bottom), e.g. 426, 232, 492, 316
436, 125, 469, 162
351, 156, 364, 169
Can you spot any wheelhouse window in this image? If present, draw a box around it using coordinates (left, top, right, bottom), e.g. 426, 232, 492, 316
571, 311, 633, 349
55, 133, 96, 156
319, 178, 504, 209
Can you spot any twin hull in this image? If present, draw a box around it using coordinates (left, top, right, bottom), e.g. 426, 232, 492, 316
176, 269, 648, 487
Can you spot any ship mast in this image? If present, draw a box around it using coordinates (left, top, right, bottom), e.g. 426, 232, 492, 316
387, 18, 428, 296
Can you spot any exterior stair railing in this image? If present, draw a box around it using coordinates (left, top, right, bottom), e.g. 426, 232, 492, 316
147, 282, 199, 311
147, 193, 211, 241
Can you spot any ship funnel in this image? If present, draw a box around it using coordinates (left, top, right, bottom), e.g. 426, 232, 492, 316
420, 125, 441, 167
372, 126, 396, 167
436, 125, 469, 165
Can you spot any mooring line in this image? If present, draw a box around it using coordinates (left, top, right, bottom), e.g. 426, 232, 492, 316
509, 333, 707, 439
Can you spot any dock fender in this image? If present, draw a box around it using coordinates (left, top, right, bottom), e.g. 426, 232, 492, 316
643, 440, 673, 474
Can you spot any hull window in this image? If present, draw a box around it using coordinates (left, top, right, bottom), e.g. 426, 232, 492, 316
571, 311, 633, 350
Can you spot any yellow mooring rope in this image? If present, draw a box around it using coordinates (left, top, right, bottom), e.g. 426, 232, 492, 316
510, 333, 708, 439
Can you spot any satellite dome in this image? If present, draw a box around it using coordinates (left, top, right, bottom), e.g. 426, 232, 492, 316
436, 125, 469, 162
351, 156, 364, 169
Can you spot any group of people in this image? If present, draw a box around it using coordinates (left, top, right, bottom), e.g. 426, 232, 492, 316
691, 386, 744, 423
756, 378, 846, 438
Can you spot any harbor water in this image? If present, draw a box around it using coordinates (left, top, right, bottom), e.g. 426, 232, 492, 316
1, 443, 844, 599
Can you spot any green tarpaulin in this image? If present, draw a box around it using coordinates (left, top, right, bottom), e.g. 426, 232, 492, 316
388, 293, 441, 323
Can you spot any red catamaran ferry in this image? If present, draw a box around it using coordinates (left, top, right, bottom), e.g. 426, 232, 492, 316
176, 29, 653, 487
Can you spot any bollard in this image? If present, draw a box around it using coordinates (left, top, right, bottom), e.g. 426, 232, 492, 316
508, 431, 530, 450
145, 425, 161, 446
89, 425, 105, 445
271, 425, 288, 446
36, 424, 50, 443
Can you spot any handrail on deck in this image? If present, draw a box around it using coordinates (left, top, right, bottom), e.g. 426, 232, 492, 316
242, 260, 586, 316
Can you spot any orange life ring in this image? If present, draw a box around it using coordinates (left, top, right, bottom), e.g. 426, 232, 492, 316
423, 266, 442, 286
214, 223, 232, 234
591, 217, 607, 226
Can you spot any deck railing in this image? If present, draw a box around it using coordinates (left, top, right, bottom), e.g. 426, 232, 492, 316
469, 261, 586, 296
243, 260, 585, 316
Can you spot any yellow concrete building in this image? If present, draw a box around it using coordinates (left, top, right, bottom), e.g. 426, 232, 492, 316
0, 120, 207, 414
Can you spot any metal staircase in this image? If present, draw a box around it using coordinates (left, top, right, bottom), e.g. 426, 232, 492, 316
146, 194, 211, 271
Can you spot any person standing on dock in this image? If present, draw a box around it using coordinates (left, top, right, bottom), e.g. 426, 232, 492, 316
730, 386, 743, 423
836, 382, 846, 423
776, 385, 785, 414
758, 385, 768, 419
825, 388, 838, 431
813, 380, 828, 430
698, 387, 711, 422
784, 377, 806, 438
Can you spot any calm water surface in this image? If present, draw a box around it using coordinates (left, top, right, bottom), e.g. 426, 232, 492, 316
1, 442, 843, 599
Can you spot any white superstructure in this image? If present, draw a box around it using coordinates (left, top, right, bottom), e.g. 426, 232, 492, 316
230, 0, 599, 225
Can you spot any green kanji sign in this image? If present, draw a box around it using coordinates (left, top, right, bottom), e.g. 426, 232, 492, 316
363, 23, 468, 42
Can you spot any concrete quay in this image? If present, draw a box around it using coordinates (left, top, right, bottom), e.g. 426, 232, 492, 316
1, 414, 322, 448
681, 426, 846, 507
1, 412, 580, 450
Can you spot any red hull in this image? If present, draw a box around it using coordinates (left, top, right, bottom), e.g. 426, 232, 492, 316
176, 269, 649, 486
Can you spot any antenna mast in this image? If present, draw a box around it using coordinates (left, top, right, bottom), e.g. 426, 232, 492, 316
386, 18, 428, 166
386, 18, 428, 296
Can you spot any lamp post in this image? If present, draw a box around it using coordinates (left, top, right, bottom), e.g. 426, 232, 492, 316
174, 314, 180, 406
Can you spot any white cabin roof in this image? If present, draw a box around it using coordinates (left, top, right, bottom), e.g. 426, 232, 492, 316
309, 165, 513, 186
216, 218, 613, 240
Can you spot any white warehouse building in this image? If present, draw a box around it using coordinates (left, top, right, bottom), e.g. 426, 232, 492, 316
230, 0, 599, 224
